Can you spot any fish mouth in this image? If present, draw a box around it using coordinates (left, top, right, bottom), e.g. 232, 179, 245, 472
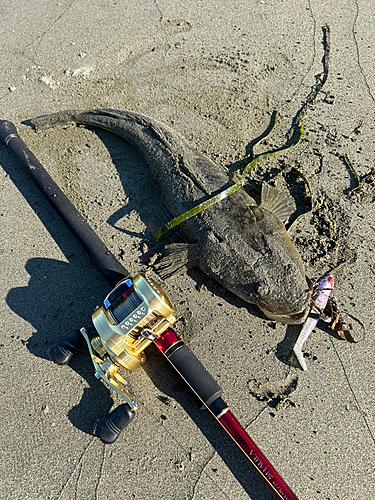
260, 306, 310, 324
220, 280, 311, 324
259, 289, 312, 324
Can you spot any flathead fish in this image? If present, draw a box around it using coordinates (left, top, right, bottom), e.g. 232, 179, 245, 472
32, 108, 311, 323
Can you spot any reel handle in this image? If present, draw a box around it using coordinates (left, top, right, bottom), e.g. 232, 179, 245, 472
48, 330, 85, 365
95, 404, 135, 444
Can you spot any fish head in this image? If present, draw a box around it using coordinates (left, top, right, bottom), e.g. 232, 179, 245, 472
200, 223, 311, 324
220, 262, 312, 324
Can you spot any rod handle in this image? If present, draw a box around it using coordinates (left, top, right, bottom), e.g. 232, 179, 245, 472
0, 120, 19, 145
154, 328, 223, 408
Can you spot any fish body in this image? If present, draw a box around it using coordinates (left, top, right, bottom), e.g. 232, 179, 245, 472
32, 108, 310, 323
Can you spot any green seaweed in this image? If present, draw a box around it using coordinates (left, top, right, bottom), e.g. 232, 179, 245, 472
343, 154, 361, 193
156, 122, 304, 241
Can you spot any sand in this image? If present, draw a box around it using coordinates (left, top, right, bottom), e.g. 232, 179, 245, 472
0, 1, 374, 499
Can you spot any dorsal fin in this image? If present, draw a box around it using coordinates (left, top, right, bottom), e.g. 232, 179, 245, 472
260, 183, 295, 222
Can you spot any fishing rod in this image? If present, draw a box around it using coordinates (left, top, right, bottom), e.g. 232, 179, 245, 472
0, 118, 299, 500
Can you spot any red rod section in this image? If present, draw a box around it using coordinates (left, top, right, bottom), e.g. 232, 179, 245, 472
154, 328, 299, 500
218, 409, 299, 500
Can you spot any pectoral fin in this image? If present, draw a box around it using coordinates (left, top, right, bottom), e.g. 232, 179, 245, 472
154, 243, 200, 278
260, 183, 295, 222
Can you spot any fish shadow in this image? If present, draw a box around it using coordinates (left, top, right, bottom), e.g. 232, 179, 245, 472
92, 128, 181, 252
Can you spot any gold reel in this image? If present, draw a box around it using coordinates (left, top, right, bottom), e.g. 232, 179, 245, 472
81, 273, 177, 409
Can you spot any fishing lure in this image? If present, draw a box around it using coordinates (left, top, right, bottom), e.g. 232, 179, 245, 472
293, 274, 334, 371
293, 270, 366, 370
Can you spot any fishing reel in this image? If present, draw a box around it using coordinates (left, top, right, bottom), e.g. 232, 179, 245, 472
49, 272, 177, 443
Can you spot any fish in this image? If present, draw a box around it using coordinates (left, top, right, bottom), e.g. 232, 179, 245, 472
31, 108, 311, 324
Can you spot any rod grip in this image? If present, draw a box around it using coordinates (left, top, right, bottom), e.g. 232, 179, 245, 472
168, 344, 223, 407
154, 329, 223, 408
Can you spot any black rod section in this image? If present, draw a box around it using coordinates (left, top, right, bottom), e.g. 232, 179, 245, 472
0, 120, 129, 287
166, 343, 223, 408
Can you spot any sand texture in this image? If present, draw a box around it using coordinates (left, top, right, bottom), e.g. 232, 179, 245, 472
0, 1, 374, 499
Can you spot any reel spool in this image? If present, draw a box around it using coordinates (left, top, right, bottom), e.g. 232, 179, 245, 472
80, 273, 177, 413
